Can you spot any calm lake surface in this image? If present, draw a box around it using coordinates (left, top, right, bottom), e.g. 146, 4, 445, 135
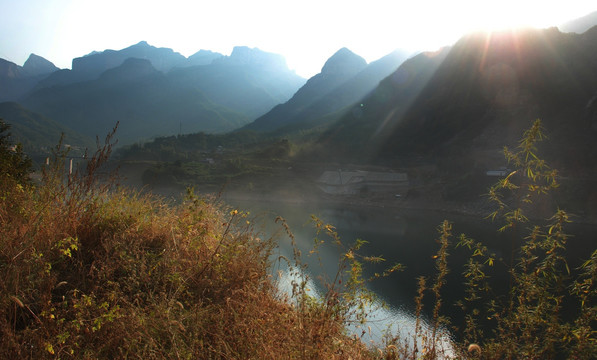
226, 198, 597, 343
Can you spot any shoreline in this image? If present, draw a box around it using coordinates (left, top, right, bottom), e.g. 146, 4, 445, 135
219, 189, 597, 226
122, 171, 597, 226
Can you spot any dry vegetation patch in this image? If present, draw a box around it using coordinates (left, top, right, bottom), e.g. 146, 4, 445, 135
0, 132, 372, 359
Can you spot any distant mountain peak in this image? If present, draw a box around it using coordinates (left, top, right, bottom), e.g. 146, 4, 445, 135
71, 41, 186, 75
0, 58, 21, 79
225, 46, 289, 71
23, 53, 59, 76
320, 48, 367, 76
331, 47, 354, 56
187, 49, 223, 66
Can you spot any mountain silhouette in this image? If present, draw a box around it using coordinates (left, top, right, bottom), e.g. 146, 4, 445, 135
0, 54, 60, 101
166, 46, 305, 119
187, 50, 224, 66
22, 59, 245, 144
72, 41, 187, 76
320, 26, 597, 177
36, 41, 192, 89
559, 10, 597, 33
22, 54, 59, 76
245, 47, 388, 132
272, 49, 412, 134
21, 46, 305, 144
318, 47, 449, 156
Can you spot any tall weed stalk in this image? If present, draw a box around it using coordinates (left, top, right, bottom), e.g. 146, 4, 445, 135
380, 120, 595, 359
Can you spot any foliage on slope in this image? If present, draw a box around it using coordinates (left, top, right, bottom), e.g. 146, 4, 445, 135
0, 102, 93, 158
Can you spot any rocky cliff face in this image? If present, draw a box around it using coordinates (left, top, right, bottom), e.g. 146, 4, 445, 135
0, 58, 21, 79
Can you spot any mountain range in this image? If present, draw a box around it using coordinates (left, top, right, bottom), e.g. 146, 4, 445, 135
0, 40, 413, 148
319, 27, 597, 169
1, 12, 597, 201
34, 41, 224, 90
1, 42, 308, 146
107, 21, 597, 218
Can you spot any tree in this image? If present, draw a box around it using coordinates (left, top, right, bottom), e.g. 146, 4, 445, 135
0, 119, 32, 186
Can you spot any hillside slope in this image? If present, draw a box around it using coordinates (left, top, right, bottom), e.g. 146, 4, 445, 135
320, 27, 597, 171
0, 101, 91, 156
245, 48, 368, 132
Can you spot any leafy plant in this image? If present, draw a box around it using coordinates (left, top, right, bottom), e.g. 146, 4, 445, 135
378, 120, 596, 359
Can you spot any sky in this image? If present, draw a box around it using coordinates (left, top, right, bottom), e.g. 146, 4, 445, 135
0, 0, 595, 78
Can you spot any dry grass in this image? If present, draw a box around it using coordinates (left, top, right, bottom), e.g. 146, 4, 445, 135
0, 135, 373, 359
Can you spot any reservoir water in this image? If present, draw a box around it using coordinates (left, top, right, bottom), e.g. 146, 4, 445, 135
226, 198, 597, 347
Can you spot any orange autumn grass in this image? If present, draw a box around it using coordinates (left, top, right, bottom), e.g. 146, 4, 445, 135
0, 126, 372, 359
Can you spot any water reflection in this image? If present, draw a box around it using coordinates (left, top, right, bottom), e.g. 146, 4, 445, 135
272, 235, 455, 355
228, 198, 596, 349
229, 200, 463, 347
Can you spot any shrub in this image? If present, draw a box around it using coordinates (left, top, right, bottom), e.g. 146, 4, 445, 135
0, 125, 373, 359
0, 119, 32, 186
